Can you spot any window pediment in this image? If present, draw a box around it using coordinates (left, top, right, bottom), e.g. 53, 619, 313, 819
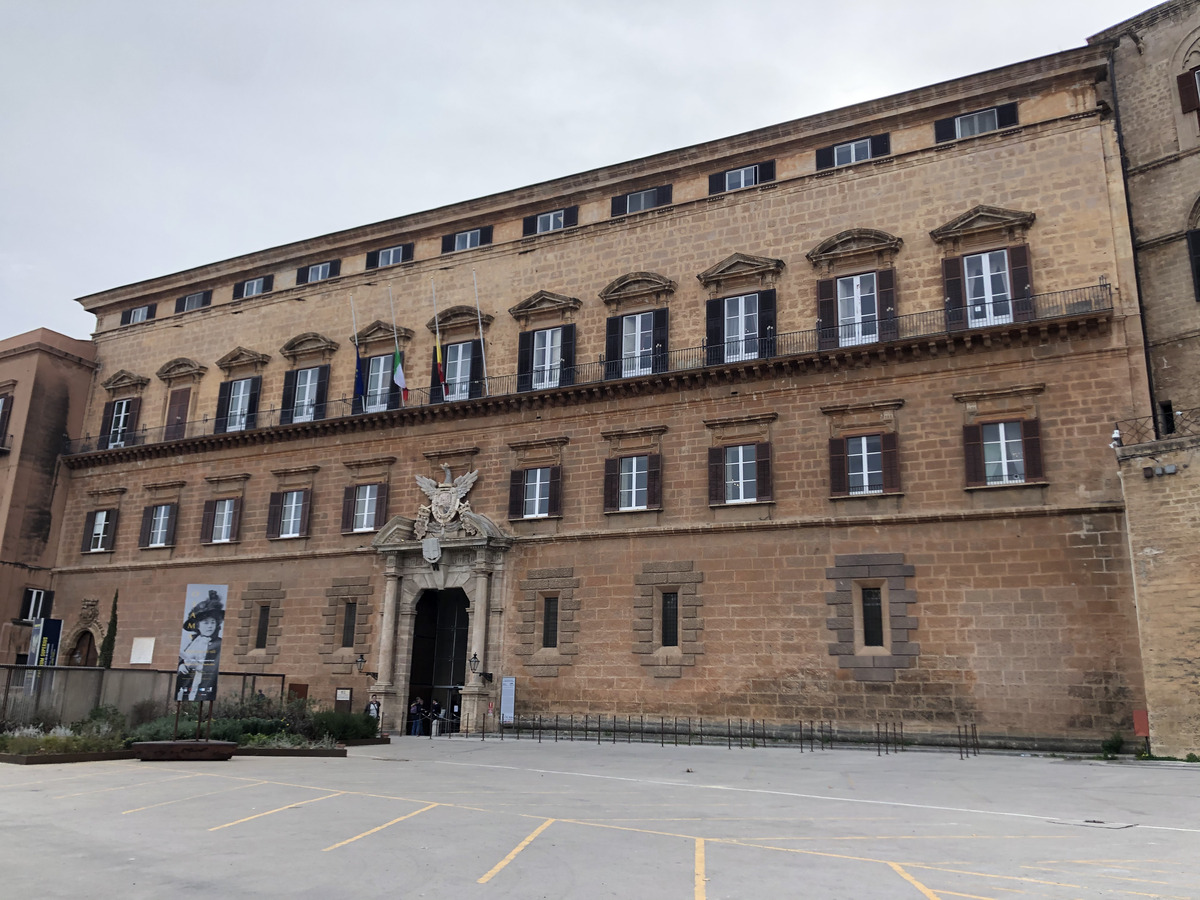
353, 320, 414, 349
280, 332, 339, 365
508, 291, 582, 327
599, 272, 677, 312
100, 369, 150, 396
697, 253, 785, 295
216, 346, 271, 376
807, 229, 903, 272
930, 205, 1035, 247
155, 357, 207, 384
426, 305, 494, 337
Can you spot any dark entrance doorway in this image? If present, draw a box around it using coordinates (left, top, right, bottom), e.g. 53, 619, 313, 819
68, 631, 97, 667
408, 588, 469, 734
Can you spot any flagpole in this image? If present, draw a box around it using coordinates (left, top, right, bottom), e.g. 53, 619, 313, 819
388, 286, 408, 406
472, 269, 489, 396
349, 294, 362, 413
431, 279, 445, 397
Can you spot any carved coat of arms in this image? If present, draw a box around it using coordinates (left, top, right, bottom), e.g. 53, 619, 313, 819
414, 465, 480, 539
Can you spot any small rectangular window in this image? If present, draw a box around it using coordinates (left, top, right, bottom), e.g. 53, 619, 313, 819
211, 498, 235, 543
846, 435, 884, 495
618, 456, 648, 511
455, 229, 482, 251
254, 605, 271, 649
353, 484, 379, 531
89, 510, 111, 552
834, 139, 871, 166
725, 165, 758, 191
861, 587, 884, 647
537, 210, 565, 233
661, 592, 679, 648
981, 421, 1025, 485
180, 292, 207, 312
241, 277, 266, 298
377, 245, 409, 267
20, 588, 52, 620
128, 305, 150, 324
148, 504, 172, 547
280, 490, 306, 538
724, 444, 757, 503
308, 262, 332, 282
523, 468, 551, 518
542, 596, 559, 649
341, 601, 357, 649
626, 188, 658, 214
956, 107, 999, 139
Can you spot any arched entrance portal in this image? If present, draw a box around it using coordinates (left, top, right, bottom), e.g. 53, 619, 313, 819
68, 631, 98, 667
408, 588, 470, 732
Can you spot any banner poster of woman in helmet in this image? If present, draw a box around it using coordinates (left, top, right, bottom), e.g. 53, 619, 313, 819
176, 585, 227, 702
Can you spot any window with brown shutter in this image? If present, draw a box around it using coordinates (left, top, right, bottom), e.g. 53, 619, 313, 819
1178, 67, 1200, 114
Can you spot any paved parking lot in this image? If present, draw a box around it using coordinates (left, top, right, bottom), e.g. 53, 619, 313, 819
3, 736, 1198, 899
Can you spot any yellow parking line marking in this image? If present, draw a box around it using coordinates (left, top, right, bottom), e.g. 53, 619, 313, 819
54, 773, 201, 799
208, 792, 343, 831
478, 819, 555, 884
1022, 865, 1169, 886
124, 781, 266, 814
322, 803, 438, 851
888, 862, 943, 899
939, 892, 1002, 900
695, 838, 706, 900
901, 864, 1081, 889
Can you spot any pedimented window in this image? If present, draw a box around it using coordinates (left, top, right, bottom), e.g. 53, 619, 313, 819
508, 291, 582, 327
280, 332, 339, 365
599, 272, 676, 314
696, 252, 785, 297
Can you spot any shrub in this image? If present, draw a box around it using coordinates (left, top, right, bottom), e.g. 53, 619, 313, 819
310, 711, 378, 741
1100, 732, 1125, 759
130, 699, 169, 728
71, 705, 127, 738
1187, 752, 1199, 763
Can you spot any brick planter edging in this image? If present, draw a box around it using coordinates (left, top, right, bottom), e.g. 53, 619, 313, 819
0, 750, 137, 766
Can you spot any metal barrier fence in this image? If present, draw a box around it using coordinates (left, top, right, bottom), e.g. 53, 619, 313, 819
63, 281, 1112, 456
403, 712, 929, 756
0, 665, 285, 727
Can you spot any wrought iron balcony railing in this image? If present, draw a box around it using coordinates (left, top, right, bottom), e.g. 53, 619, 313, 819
1114, 405, 1200, 447
64, 281, 1112, 456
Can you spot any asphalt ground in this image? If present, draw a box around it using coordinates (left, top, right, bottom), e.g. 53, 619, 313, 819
2, 736, 1198, 899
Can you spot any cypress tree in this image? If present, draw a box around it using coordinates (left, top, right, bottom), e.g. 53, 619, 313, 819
98, 589, 118, 668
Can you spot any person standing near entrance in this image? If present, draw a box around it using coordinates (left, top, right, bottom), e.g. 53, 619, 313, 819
409, 697, 423, 736
429, 698, 442, 736
365, 694, 382, 735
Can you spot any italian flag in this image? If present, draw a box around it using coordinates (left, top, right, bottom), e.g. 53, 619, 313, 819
392, 349, 409, 403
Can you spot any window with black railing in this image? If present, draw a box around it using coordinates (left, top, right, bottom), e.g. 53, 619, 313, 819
65, 281, 1112, 455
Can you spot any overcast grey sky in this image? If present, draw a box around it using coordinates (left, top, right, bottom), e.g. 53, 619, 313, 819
1, 0, 1152, 342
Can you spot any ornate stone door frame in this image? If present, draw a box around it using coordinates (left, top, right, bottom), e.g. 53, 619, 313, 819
372, 514, 511, 733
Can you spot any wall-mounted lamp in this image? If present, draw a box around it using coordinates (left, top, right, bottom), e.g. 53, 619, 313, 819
468, 652, 493, 683
355, 654, 378, 680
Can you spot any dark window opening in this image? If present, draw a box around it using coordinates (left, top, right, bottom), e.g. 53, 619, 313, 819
661, 592, 679, 648
341, 601, 357, 649
255, 605, 271, 650
862, 587, 884, 647
542, 596, 559, 649
1161, 401, 1176, 435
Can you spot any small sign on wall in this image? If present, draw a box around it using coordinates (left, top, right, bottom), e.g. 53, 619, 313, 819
335, 689, 351, 701
129, 637, 155, 665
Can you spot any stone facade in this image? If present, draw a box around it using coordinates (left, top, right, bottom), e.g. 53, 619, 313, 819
1092, 0, 1200, 419
1116, 437, 1200, 757
41, 44, 1157, 746
1092, 0, 1200, 757
0, 329, 96, 664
